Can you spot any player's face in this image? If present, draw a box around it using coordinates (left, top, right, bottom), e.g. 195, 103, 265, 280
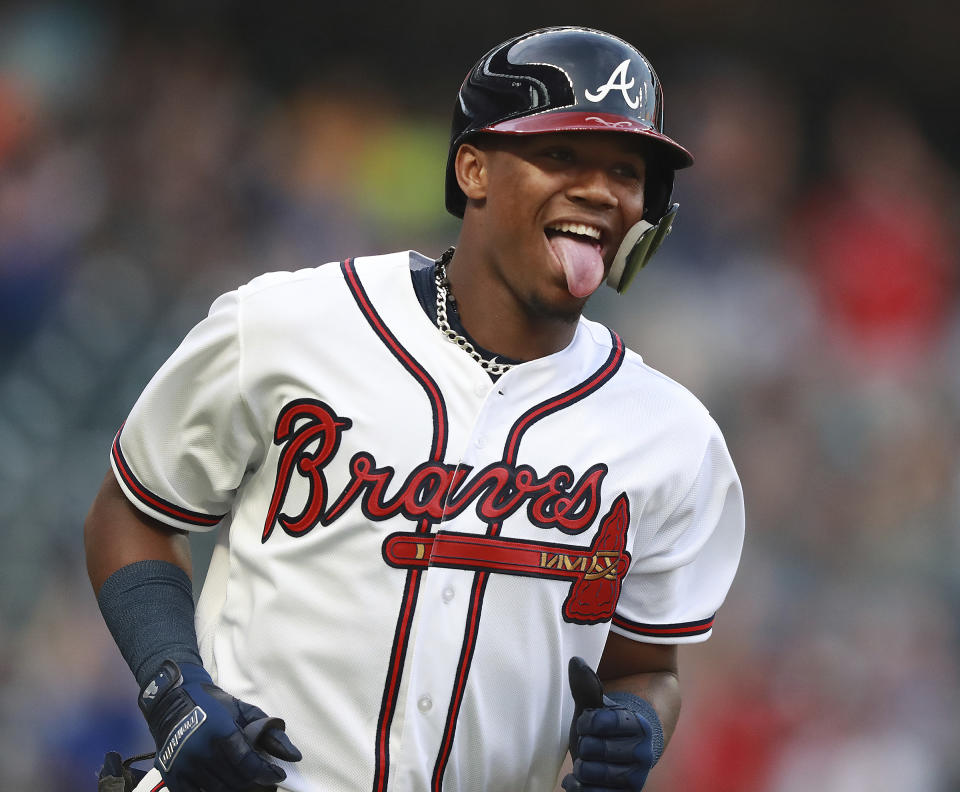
470, 132, 647, 317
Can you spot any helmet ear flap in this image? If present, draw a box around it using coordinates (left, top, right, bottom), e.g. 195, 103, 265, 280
643, 165, 674, 224
607, 204, 679, 293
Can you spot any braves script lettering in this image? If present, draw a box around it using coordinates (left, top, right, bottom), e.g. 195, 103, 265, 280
262, 399, 608, 542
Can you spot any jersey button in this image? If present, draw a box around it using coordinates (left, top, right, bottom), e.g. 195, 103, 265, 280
441, 586, 455, 603
417, 695, 433, 713
475, 435, 487, 448
474, 382, 488, 397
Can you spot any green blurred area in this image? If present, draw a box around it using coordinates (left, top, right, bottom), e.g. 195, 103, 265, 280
355, 121, 451, 232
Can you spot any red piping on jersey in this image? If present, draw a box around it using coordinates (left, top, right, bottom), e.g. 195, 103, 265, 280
340, 258, 449, 792
431, 570, 487, 792
341, 258, 448, 457
150, 782, 166, 792
431, 329, 626, 791
111, 428, 224, 528
612, 613, 715, 637
503, 332, 625, 465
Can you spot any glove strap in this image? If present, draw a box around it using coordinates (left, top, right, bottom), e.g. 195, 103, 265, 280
138, 659, 184, 718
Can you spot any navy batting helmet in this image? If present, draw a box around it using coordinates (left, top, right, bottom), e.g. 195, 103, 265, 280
445, 26, 693, 291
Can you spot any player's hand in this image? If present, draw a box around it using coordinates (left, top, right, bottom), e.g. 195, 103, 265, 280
138, 659, 302, 792
562, 656, 656, 791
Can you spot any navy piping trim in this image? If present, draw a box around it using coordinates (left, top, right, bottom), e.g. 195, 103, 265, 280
111, 428, 224, 527
612, 613, 716, 637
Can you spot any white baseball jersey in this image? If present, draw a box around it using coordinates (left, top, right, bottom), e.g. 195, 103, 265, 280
114, 251, 744, 792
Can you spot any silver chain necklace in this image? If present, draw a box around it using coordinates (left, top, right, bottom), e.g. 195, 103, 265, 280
435, 249, 514, 376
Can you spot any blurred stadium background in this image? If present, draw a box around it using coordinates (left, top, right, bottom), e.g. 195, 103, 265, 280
1, 1, 958, 789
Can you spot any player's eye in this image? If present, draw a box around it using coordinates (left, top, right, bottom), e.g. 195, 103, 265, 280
613, 163, 642, 181
542, 147, 575, 163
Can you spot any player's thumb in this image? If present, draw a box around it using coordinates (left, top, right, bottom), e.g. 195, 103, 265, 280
568, 656, 605, 762
243, 716, 303, 762
568, 656, 605, 712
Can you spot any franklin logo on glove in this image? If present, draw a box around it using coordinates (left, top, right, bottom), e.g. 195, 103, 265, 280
158, 707, 206, 772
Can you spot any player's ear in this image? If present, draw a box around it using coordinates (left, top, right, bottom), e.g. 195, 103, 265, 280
455, 143, 488, 204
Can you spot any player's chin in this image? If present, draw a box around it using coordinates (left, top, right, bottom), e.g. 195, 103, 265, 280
528, 286, 586, 324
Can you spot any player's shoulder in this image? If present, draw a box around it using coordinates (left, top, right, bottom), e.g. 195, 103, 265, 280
579, 316, 719, 433
237, 250, 416, 302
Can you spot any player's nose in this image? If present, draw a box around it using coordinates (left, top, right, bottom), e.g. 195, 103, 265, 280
565, 167, 618, 209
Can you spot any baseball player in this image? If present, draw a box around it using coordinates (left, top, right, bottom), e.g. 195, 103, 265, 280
87, 26, 744, 792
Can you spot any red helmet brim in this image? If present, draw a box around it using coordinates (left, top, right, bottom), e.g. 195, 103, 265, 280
482, 111, 694, 168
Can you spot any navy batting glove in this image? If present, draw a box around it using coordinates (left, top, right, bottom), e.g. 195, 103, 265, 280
563, 656, 662, 791
138, 660, 302, 792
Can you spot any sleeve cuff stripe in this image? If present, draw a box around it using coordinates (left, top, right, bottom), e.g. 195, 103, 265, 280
112, 430, 225, 527
612, 613, 715, 637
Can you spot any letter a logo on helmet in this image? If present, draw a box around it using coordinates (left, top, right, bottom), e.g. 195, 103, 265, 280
584, 60, 641, 109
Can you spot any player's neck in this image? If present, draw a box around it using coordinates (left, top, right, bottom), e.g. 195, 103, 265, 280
443, 245, 580, 363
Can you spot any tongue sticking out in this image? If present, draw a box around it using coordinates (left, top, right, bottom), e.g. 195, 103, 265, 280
548, 234, 605, 299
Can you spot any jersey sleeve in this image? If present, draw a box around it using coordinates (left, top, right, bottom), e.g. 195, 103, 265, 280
613, 424, 744, 643
110, 289, 264, 531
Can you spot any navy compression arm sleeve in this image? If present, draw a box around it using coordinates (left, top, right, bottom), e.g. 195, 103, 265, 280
96, 559, 203, 687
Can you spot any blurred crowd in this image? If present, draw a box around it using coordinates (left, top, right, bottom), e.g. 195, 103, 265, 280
1, 5, 958, 790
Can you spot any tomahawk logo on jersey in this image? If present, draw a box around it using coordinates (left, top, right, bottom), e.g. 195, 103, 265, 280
111, 252, 743, 791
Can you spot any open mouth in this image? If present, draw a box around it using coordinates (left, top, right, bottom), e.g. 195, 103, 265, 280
545, 221, 603, 247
